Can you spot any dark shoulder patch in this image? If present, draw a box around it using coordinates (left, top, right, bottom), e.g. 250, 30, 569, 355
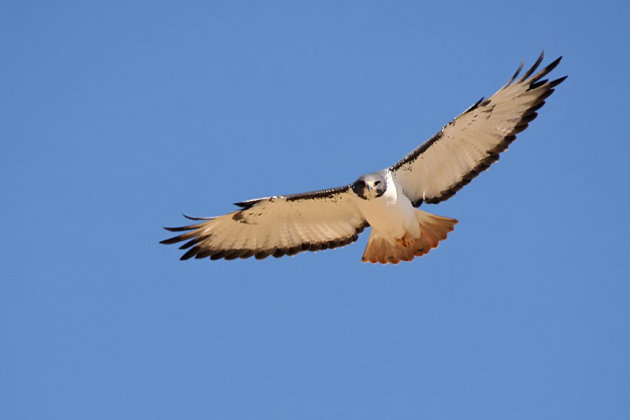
232, 211, 250, 224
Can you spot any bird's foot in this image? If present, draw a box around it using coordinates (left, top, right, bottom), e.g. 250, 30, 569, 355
396, 232, 413, 248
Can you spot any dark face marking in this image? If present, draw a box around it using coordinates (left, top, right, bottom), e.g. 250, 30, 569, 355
351, 173, 386, 199
351, 178, 368, 199
373, 185, 386, 197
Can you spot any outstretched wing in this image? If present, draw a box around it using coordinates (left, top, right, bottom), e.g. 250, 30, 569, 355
390, 52, 567, 206
161, 187, 368, 261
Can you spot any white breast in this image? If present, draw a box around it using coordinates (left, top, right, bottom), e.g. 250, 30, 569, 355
353, 171, 419, 242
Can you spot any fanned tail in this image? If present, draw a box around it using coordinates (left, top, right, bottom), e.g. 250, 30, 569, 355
361, 210, 457, 264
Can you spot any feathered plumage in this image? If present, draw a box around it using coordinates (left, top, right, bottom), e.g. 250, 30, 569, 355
162, 52, 566, 264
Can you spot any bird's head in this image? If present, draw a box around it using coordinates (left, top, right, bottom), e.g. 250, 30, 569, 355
351, 172, 387, 200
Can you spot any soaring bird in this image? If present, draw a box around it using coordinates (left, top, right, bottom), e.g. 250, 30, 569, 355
162, 53, 566, 264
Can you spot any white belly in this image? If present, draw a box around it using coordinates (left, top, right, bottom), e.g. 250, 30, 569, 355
353, 173, 418, 242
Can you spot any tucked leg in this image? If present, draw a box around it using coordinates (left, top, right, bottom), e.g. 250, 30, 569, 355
395, 231, 413, 248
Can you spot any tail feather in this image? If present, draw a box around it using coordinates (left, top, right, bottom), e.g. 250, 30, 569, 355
361, 209, 457, 264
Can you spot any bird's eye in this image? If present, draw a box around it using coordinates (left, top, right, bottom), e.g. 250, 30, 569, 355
374, 180, 381, 186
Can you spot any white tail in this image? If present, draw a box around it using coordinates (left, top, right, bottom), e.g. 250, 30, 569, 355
362, 209, 458, 264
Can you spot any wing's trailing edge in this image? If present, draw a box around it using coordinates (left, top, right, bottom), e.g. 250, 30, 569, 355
391, 52, 566, 207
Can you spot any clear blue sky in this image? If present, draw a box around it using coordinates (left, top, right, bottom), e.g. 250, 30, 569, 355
2, 1, 629, 419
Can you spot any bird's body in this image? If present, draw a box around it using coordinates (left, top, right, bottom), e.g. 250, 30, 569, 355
352, 171, 415, 241
162, 53, 566, 264
348, 170, 458, 263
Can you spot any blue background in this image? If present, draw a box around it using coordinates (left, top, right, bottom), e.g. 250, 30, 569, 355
3, 1, 629, 419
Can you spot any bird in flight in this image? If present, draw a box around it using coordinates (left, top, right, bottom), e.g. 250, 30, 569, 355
162, 53, 566, 264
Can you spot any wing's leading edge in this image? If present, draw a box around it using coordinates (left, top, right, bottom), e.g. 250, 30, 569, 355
391, 52, 566, 206
161, 187, 368, 261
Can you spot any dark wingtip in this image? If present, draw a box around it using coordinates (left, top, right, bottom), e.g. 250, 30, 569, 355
546, 56, 563, 72
527, 55, 563, 86
164, 225, 193, 232
465, 96, 485, 114
234, 200, 260, 210
163, 220, 207, 232
504, 60, 525, 87
538, 56, 562, 77
180, 246, 200, 260
548, 75, 568, 88
518, 51, 545, 82
182, 213, 212, 221
179, 235, 209, 250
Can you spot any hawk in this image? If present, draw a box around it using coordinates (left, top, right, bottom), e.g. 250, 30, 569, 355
162, 53, 566, 264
